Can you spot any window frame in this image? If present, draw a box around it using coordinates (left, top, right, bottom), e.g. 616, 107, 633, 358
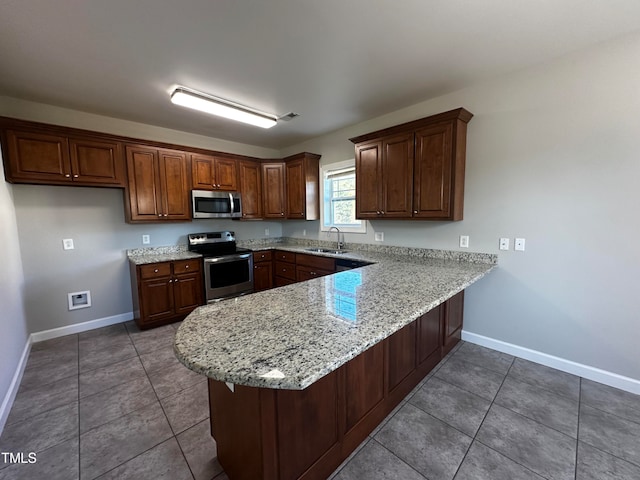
320, 159, 366, 234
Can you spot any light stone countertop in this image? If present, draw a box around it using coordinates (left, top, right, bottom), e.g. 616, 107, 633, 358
173, 243, 497, 390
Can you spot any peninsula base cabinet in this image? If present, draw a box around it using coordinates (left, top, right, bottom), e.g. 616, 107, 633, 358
130, 259, 204, 329
207, 291, 464, 480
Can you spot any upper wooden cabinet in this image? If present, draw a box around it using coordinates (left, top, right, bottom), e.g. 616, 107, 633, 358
124, 145, 191, 223
1, 122, 126, 187
262, 162, 286, 218
283, 152, 320, 220
350, 108, 472, 221
238, 159, 263, 219
191, 153, 238, 191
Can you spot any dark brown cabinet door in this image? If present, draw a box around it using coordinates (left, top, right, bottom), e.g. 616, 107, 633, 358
173, 272, 204, 315
414, 123, 454, 218
285, 158, 305, 219
69, 138, 125, 186
387, 322, 417, 393
192, 154, 238, 191
140, 278, 175, 324
126, 146, 162, 221
5, 130, 72, 183
355, 141, 382, 219
158, 149, 190, 220
262, 162, 286, 218
381, 133, 414, 218
253, 262, 273, 292
215, 157, 238, 191
238, 160, 263, 219
417, 306, 442, 369
443, 290, 464, 355
126, 146, 190, 222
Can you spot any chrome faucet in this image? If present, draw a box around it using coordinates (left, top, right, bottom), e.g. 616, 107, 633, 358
329, 226, 344, 250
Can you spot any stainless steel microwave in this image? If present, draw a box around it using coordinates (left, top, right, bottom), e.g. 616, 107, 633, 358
192, 190, 242, 219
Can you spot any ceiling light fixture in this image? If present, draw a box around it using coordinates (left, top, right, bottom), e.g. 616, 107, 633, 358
170, 86, 277, 129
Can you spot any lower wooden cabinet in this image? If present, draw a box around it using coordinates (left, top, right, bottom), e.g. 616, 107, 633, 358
130, 258, 204, 329
207, 290, 464, 480
252, 251, 273, 292
443, 290, 464, 355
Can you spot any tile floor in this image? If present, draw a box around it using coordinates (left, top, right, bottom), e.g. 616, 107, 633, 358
1, 322, 639, 480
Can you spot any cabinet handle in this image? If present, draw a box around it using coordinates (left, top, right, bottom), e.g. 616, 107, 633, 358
168, 279, 173, 283
154, 269, 159, 273
281, 212, 284, 216
73, 174, 79, 178
282, 268, 287, 272
381, 211, 385, 215
65, 174, 71, 178
414, 210, 418, 214
300, 213, 304, 216
158, 214, 162, 217
217, 184, 221, 188
311, 271, 316, 275
185, 265, 189, 269
376, 210, 380, 214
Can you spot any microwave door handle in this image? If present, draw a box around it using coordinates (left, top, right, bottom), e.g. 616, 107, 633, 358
229, 192, 234, 212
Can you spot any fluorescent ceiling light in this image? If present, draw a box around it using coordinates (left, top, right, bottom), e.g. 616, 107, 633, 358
170, 87, 277, 129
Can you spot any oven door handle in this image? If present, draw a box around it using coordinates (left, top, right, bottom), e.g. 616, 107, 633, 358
204, 253, 252, 264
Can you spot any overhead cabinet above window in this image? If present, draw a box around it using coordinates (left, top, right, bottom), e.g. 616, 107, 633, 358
350, 108, 472, 221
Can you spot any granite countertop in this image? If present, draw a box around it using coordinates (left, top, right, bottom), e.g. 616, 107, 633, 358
127, 246, 202, 265
174, 242, 497, 390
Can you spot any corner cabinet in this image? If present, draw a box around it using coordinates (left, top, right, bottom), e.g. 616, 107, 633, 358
130, 258, 204, 329
351, 108, 472, 221
1, 120, 126, 187
124, 145, 191, 223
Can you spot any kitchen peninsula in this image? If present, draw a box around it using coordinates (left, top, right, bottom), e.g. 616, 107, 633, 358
174, 245, 496, 479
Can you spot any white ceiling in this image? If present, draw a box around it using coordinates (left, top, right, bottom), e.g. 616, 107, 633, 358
1, 0, 640, 149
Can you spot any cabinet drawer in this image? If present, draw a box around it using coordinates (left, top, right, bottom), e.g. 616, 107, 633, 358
296, 265, 333, 282
296, 253, 335, 272
139, 262, 171, 279
273, 250, 296, 263
174, 259, 201, 275
253, 250, 273, 262
274, 261, 296, 280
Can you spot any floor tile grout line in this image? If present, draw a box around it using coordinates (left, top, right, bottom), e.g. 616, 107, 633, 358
577, 436, 640, 471
131, 324, 198, 477
450, 354, 560, 480
578, 400, 640, 427
369, 437, 430, 480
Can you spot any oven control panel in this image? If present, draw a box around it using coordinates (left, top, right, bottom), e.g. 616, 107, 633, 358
188, 231, 235, 246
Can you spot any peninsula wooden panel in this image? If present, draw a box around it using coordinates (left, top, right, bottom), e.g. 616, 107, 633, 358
387, 322, 417, 394
276, 373, 340, 480
417, 305, 443, 368
345, 341, 385, 431
443, 290, 465, 355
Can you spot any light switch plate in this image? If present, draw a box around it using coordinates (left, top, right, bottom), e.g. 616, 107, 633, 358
62, 238, 74, 250
459, 235, 469, 248
515, 238, 526, 251
374, 232, 384, 242
142, 234, 150, 244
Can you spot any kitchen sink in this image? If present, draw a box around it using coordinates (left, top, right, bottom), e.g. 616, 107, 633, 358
305, 248, 349, 254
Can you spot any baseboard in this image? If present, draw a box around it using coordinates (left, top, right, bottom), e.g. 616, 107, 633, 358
462, 331, 640, 395
0, 338, 31, 435
30, 311, 134, 343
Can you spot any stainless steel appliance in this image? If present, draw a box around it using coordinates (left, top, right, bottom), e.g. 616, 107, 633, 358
188, 231, 253, 302
335, 258, 372, 272
191, 190, 242, 219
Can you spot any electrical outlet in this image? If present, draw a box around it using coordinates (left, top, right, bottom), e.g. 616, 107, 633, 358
265, 228, 270, 236
459, 235, 469, 248
303, 229, 306, 236
515, 238, 526, 251
142, 234, 150, 245
62, 238, 74, 250
374, 232, 384, 242
499, 238, 510, 251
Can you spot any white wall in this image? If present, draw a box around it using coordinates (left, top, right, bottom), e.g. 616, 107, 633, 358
1, 100, 283, 333
281, 32, 640, 381
0, 151, 29, 429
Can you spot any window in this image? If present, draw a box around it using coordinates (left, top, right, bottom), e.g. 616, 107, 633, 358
320, 160, 366, 233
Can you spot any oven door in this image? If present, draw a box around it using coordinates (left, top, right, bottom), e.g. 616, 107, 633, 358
203, 253, 254, 302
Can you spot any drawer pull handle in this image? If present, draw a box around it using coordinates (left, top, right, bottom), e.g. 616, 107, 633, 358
154, 269, 158, 273
185, 265, 189, 269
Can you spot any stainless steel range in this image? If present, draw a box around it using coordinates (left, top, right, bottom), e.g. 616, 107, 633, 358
187, 231, 253, 303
